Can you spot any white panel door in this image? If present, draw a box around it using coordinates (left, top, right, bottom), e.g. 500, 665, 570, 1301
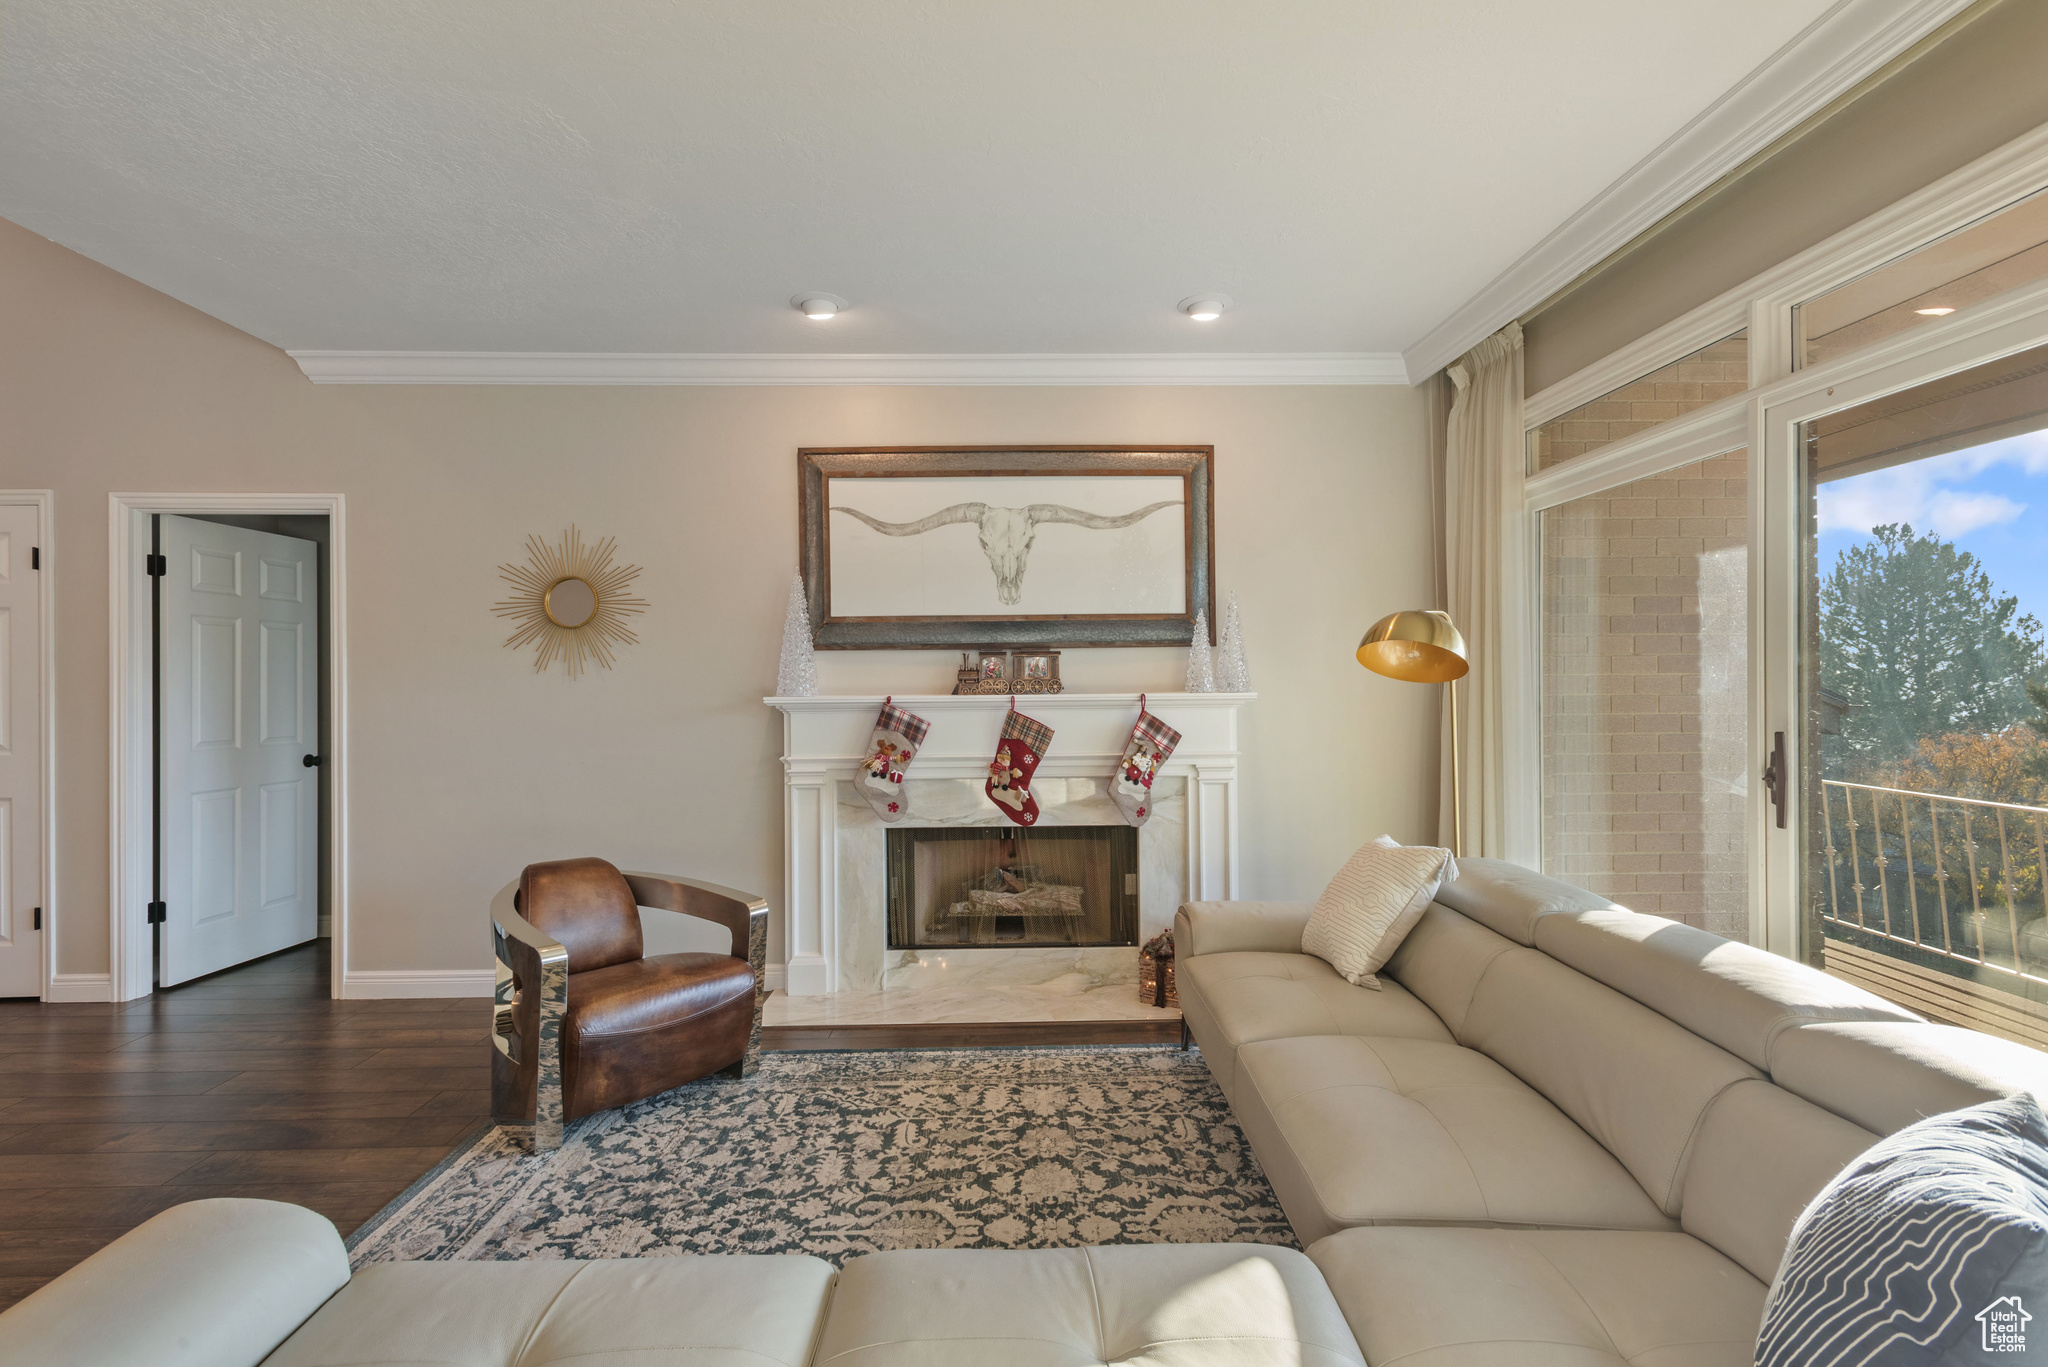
0, 505, 43, 997
161, 516, 318, 985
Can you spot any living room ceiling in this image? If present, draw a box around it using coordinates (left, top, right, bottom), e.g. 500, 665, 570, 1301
2, 1, 1850, 364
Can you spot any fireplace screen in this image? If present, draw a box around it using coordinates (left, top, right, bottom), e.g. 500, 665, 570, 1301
886, 826, 1138, 949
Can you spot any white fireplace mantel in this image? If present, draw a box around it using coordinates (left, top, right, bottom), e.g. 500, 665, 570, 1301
766, 692, 1253, 996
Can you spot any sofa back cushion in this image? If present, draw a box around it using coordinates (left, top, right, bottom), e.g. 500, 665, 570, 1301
1677, 1078, 1879, 1281
1461, 947, 1761, 1216
1382, 902, 1518, 1037
1768, 1020, 2048, 1135
1532, 908, 1918, 1070
1431, 857, 1614, 945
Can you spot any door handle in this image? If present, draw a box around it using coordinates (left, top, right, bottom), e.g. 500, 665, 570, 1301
302, 754, 323, 768
1762, 731, 1787, 830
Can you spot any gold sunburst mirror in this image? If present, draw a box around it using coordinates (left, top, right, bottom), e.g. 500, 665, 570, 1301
494, 526, 648, 676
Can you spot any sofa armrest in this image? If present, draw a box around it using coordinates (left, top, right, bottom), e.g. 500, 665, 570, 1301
1175, 901, 1315, 957
0, 1198, 348, 1367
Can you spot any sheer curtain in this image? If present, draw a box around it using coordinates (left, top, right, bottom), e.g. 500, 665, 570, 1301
1443, 322, 1524, 859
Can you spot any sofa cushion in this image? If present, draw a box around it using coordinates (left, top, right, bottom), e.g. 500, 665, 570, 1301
0, 1198, 348, 1367
1532, 907, 1918, 1069
1232, 1034, 1674, 1245
1757, 1096, 2048, 1367
1767, 1020, 2048, 1135
1461, 946, 1761, 1216
1382, 901, 1520, 1037
261, 1256, 838, 1367
1301, 836, 1455, 988
1174, 901, 1314, 958
1676, 1078, 1879, 1282
1431, 856, 1613, 945
1308, 1225, 1765, 1367
812, 1244, 1365, 1367
1178, 951, 1452, 1101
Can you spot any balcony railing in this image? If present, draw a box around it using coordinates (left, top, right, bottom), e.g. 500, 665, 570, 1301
1820, 779, 2048, 988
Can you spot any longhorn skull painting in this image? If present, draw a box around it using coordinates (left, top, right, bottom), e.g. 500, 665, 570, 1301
798, 447, 1214, 649
831, 499, 1181, 605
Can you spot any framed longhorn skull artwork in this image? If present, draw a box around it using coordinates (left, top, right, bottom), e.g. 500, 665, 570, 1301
797, 447, 1215, 648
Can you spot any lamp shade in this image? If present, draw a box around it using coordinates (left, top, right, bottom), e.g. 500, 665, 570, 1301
1357, 609, 1468, 683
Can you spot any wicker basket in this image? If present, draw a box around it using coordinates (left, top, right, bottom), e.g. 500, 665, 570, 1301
1139, 951, 1177, 1009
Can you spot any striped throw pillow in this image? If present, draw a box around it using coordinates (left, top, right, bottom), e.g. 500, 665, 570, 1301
1300, 836, 1457, 990
1756, 1095, 2048, 1367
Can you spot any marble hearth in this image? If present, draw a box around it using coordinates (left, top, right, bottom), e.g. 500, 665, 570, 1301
765, 692, 1252, 1021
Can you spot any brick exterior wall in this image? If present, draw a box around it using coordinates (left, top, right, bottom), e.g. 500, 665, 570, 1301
1541, 450, 1751, 940
1533, 334, 1749, 471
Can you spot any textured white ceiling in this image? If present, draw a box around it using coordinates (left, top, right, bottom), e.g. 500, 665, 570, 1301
1, 1, 1839, 356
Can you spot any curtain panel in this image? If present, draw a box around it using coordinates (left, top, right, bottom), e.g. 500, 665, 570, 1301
1444, 322, 1524, 858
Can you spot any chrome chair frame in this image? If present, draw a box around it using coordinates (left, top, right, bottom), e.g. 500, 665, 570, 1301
491, 870, 769, 1154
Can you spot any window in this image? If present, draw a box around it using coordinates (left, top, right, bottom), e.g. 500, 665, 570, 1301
1531, 333, 1748, 472
1800, 341, 2048, 1040
1541, 449, 1751, 939
1797, 189, 2048, 368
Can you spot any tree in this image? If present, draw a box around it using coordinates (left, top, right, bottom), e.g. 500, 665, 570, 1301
1818, 523, 2046, 768
2027, 678, 2048, 792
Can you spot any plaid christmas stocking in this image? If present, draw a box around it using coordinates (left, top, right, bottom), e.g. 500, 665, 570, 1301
1112, 697, 1181, 826
856, 697, 930, 823
986, 703, 1053, 827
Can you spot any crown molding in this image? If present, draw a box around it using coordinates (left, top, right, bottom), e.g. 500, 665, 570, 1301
1400, 0, 1978, 384
288, 350, 1411, 386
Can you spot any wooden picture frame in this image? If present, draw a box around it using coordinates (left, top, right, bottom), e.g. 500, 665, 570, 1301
798, 446, 1215, 649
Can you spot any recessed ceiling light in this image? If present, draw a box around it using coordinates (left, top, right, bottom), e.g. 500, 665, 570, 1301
793, 293, 847, 321
1180, 294, 1233, 322
1915, 306, 1956, 316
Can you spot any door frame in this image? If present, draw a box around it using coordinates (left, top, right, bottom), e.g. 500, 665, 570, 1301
108, 493, 348, 1001
0, 492, 57, 1000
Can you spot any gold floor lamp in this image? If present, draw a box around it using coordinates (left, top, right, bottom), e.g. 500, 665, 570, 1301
1357, 610, 1470, 856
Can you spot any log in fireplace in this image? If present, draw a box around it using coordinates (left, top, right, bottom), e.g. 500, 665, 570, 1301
885, 826, 1138, 950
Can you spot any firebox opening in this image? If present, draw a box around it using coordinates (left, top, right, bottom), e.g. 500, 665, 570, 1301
885, 825, 1138, 950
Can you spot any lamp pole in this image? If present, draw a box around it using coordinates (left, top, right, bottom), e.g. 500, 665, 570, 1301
1357, 608, 1469, 859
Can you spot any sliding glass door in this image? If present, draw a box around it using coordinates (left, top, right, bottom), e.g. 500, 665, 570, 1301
1790, 343, 2048, 1037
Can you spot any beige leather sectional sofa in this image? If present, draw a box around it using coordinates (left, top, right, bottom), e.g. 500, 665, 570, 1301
7, 858, 2047, 1367
1176, 857, 2048, 1364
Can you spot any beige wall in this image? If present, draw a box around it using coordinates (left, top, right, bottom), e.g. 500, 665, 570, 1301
1525, 0, 2048, 393
0, 217, 1439, 989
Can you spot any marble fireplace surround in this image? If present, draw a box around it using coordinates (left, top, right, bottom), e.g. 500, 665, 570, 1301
765, 693, 1252, 1002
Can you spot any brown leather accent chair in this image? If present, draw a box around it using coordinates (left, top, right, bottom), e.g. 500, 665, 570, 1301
491, 858, 768, 1148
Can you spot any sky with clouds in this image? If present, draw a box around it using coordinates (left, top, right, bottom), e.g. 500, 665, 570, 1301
1817, 427, 2048, 627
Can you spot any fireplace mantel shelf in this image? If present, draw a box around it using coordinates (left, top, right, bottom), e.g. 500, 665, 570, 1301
767, 691, 1254, 997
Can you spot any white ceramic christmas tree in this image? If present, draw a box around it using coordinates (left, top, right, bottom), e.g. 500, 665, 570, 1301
775, 574, 818, 697
1216, 591, 1250, 692
1184, 608, 1216, 693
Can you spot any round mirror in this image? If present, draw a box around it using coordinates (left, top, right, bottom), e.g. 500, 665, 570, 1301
544, 576, 598, 628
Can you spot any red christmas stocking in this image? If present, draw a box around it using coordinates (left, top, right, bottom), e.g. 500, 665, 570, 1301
1111, 697, 1181, 827
986, 703, 1053, 826
856, 697, 930, 823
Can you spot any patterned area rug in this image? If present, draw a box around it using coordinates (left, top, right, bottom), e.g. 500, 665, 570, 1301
349, 1047, 1293, 1267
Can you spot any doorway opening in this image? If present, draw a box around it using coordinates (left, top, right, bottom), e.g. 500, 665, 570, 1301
111, 495, 348, 1001
151, 513, 330, 989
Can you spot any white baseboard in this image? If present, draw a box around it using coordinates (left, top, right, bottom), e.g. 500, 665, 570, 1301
340, 968, 495, 999
763, 963, 788, 993
44, 973, 114, 1003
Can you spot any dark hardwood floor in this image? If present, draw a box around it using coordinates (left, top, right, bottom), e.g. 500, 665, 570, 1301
0, 943, 1181, 1309
0, 941, 489, 1310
